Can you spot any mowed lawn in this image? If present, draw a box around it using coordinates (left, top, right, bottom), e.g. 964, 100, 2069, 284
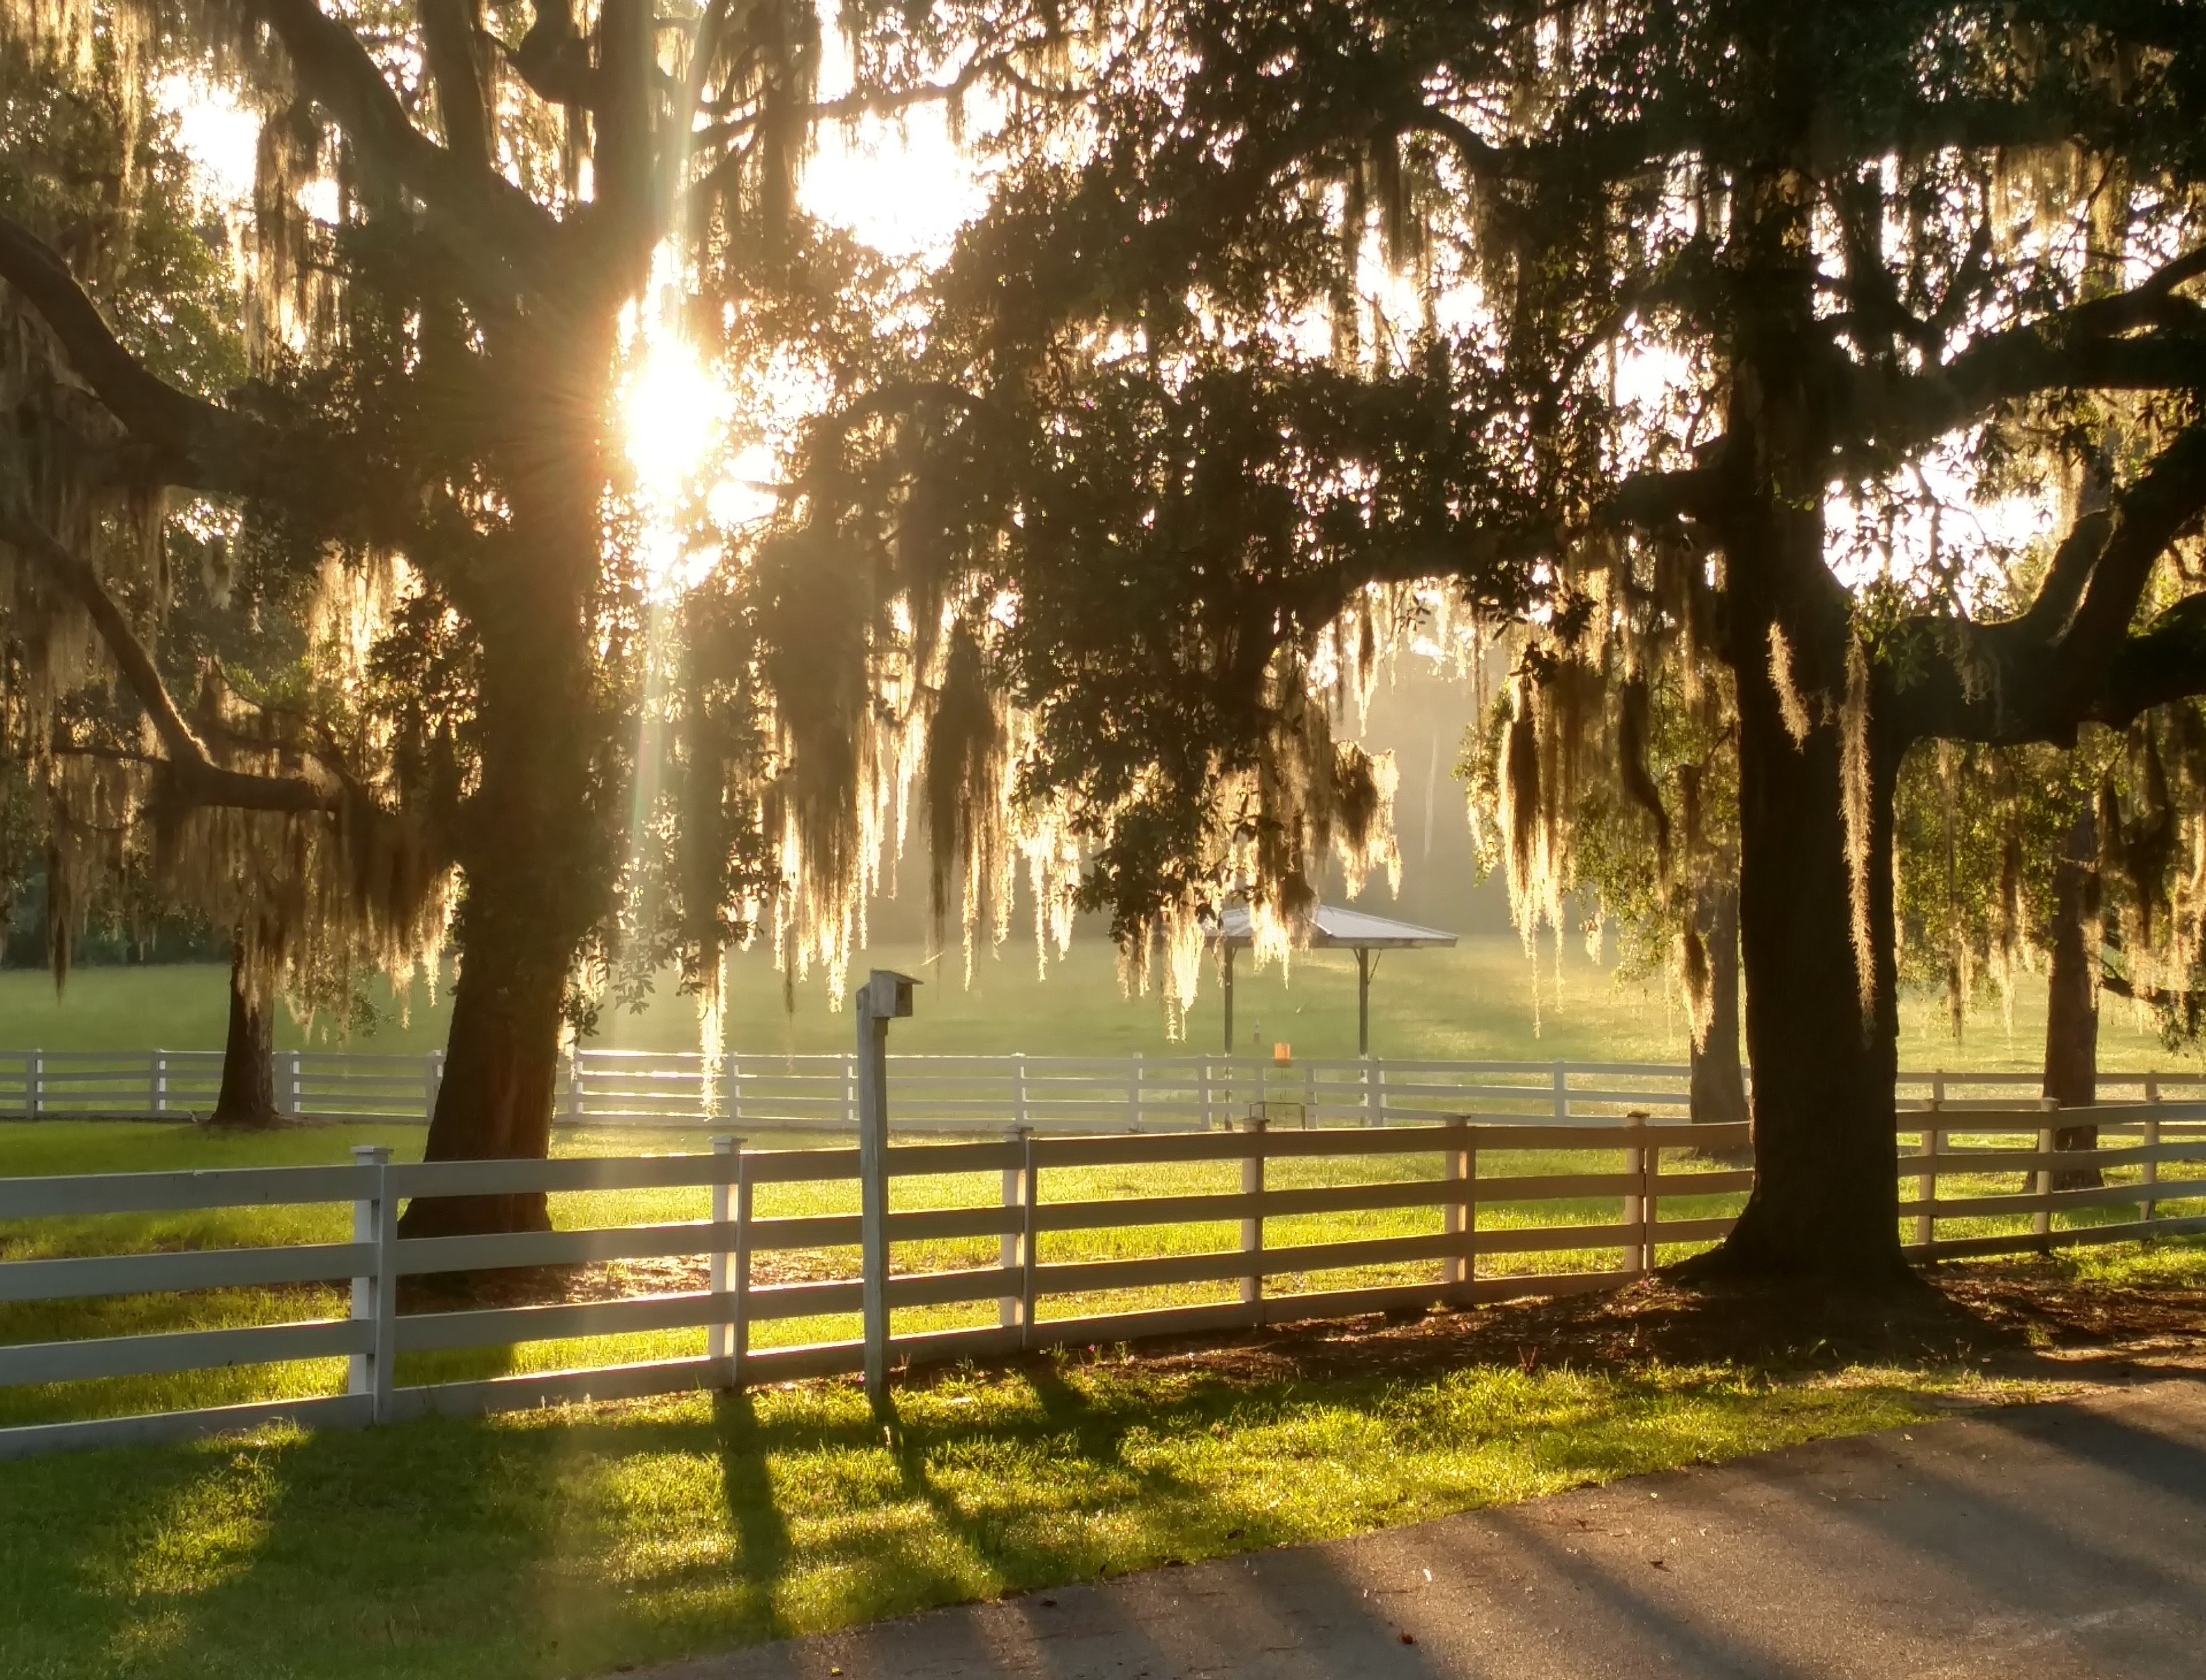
0, 1319, 2052, 1680
0, 1127, 2195, 1679
0, 955, 2197, 1678
0, 934, 2190, 1067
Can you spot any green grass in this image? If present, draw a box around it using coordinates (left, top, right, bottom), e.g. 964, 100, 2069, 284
4, 933, 2195, 1067
0, 1127, 2186, 1680
0, 1349, 2010, 1680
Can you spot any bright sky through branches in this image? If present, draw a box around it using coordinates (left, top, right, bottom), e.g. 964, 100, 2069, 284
157, 42, 2059, 619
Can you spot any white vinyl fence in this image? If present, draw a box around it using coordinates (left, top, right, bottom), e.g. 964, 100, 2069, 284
4, 1101, 2206, 1458
3, 1048, 2203, 1132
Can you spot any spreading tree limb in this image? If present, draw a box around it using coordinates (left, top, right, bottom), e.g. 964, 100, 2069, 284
0, 213, 284, 495
255, 0, 565, 285
0, 514, 346, 816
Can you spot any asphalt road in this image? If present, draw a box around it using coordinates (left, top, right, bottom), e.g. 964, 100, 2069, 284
639, 1377, 2206, 1679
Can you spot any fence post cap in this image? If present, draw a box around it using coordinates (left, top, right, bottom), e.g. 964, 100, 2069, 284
350, 1144, 393, 1165
711, 1134, 743, 1155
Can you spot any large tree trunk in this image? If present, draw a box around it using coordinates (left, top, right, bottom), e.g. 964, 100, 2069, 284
1689, 879, 1750, 1132
209, 938, 279, 1127
1699, 253, 1910, 1281
397, 439, 614, 1240
2043, 803, 2102, 1190
1718, 642, 1908, 1278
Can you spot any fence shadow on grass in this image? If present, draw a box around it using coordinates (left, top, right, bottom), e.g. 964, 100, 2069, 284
6, 1263, 2205, 1680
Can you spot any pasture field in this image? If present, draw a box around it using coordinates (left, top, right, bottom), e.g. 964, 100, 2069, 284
0, 934, 2190, 1067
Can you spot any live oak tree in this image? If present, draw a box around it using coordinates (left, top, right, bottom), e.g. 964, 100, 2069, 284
772, 0, 2206, 1278
1, 0, 1062, 1227
0, 11, 417, 1126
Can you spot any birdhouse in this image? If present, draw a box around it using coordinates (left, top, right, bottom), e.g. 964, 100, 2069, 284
862, 970, 919, 1019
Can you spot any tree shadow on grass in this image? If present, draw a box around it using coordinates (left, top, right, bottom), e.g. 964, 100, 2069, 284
11, 1247, 2203, 1680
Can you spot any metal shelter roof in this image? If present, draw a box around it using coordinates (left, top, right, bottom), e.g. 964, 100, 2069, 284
1208, 903, 1458, 951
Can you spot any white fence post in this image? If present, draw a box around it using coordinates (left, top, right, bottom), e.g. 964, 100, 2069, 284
1623, 1110, 1647, 1275
1552, 1061, 1569, 1121
1915, 1100, 1939, 1250
1195, 1056, 1212, 1130
2035, 1098, 2057, 1244
150, 1050, 168, 1117
733, 1150, 756, 1388
2144, 1072, 2162, 1226
843, 1053, 859, 1131
1128, 1053, 1142, 1129
708, 1136, 741, 1372
566, 1050, 585, 1124
1019, 1131, 1040, 1345
1640, 1116, 1659, 1273
1241, 1114, 1268, 1325
1364, 1058, 1382, 1127
1443, 1122, 1474, 1291
726, 1055, 743, 1124
279, 1051, 303, 1118
1000, 1127, 1031, 1332
27, 1048, 42, 1118
1012, 1053, 1030, 1131
349, 1144, 396, 1423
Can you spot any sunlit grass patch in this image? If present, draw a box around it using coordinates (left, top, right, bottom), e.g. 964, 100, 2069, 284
0, 1343, 2014, 1680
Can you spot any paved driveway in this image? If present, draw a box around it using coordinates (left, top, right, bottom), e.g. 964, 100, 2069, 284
642, 1377, 2206, 1679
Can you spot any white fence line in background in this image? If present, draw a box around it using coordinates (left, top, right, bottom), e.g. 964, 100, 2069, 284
3, 1102, 2206, 1458
2, 1049, 2202, 1132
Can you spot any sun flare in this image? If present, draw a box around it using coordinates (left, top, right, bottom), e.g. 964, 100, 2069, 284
623, 336, 729, 499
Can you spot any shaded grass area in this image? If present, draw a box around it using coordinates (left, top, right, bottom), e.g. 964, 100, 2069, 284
0, 1310, 2037, 1680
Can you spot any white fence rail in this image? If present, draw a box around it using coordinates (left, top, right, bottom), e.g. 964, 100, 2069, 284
4, 1102, 2206, 1458
3, 1048, 2203, 1132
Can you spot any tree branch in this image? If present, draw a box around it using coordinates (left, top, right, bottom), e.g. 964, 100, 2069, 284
0, 212, 282, 493
1890, 427, 2206, 745
0, 514, 345, 816
1862, 248, 2206, 447
1602, 464, 1725, 531
420, 0, 494, 175
254, 0, 564, 286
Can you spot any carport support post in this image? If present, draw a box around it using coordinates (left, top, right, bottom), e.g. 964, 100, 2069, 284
349, 1145, 395, 1423
1355, 947, 1372, 1057
1221, 945, 1235, 1055
858, 970, 916, 1415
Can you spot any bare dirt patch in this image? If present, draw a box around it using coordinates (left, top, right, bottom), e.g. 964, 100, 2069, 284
395, 1247, 2206, 1395
904, 1256, 2206, 1396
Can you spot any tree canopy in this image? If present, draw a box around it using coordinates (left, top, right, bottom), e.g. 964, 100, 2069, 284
759, 0, 2206, 1274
